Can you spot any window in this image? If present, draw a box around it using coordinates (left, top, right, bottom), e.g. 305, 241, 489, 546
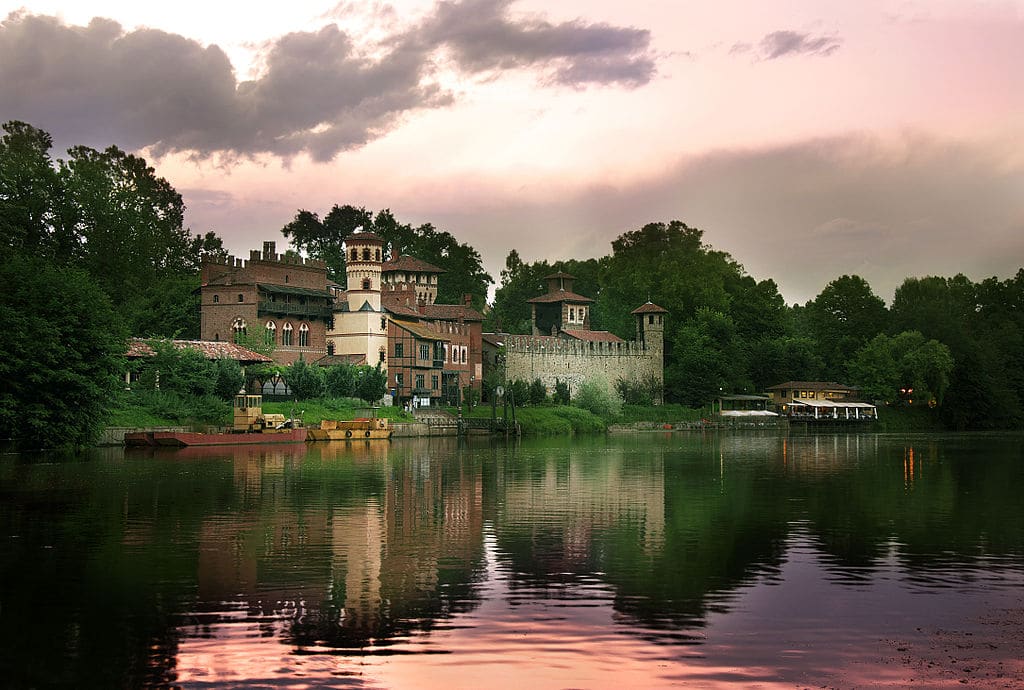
461, 347, 467, 364
415, 374, 425, 389
395, 342, 404, 358
282, 322, 293, 346
327, 342, 334, 356
649, 314, 655, 324
237, 293, 244, 303
299, 323, 309, 347
375, 249, 381, 261
569, 308, 575, 322
380, 316, 387, 330
232, 318, 247, 342
580, 307, 586, 321
396, 373, 403, 387
362, 278, 371, 290
419, 344, 430, 360
350, 248, 358, 261
285, 275, 289, 283
264, 321, 276, 345
362, 247, 370, 260
379, 348, 385, 364
213, 294, 219, 303
431, 375, 438, 390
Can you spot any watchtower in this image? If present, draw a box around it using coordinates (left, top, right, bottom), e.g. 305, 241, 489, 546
632, 302, 668, 351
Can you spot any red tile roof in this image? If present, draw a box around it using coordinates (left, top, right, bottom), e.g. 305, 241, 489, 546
526, 290, 594, 304
381, 255, 445, 273
348, 231, 385, 244
631, 302, 669, 314
126, 339, 273, 364
561, 329, 624, 343
767, 381, 856, 391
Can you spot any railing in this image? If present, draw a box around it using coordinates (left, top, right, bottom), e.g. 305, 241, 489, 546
258, 301, 332, 319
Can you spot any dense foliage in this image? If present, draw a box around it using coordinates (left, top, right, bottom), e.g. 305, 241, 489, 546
282, 204, 492, 310
0, 254, 127, 448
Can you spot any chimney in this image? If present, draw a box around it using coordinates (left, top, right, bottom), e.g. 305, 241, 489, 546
463, 293, 472, 307
417, 297, 427, 315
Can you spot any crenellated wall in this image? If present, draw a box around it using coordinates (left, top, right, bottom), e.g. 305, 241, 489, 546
499, 334, 663, 397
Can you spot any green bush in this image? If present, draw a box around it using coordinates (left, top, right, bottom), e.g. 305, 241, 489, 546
554, 378, 570, 405
324, 363, 356, 397
574, 375, 623, 418
529, 378, 547, 405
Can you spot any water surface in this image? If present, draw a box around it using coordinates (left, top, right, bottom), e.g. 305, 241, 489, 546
1, 432, 1022, 688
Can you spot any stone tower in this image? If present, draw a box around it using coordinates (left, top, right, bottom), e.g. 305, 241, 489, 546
632, 302, 668, 351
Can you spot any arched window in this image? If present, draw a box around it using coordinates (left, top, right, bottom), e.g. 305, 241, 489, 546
232, 318, 247, 343
350, 248, 358, 261
327, 342, 335, 356
264, 321, 276, 345
362, 278, 371, 290
375, 249, 381, 261
461, 347, 467, 364
569, 308, 575, 322
281, 322, 293, 346
379, 348, 386, 364
380, 316, 387, 330
213, 294, 219, 303
362, 247, 370, 260
299, 323, 310, 347
237, 293, 244, 303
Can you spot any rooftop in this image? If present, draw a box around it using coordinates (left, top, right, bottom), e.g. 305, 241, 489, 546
631, 301, 669, 314
381, 255, 445, 274
126, 338, 272, 364
526, 290, 594, 304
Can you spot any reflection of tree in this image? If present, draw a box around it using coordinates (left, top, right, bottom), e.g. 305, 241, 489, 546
487, 436, 790, 634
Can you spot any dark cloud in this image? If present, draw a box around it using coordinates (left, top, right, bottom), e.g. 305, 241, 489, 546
415, 0, 654, 87
758, 30, 842, 59
357, 133, 1021, 305
0, 3, 656, 159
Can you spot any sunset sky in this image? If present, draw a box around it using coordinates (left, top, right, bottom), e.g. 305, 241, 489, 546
2, 0, 1022, 303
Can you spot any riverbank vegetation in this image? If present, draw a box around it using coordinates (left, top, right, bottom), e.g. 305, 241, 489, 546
4, 120, 1023, 447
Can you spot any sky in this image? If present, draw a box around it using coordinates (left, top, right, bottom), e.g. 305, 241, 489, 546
1, 0, 1022, 304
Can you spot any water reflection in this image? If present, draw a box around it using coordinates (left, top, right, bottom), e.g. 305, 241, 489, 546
1, 433, 1023, 688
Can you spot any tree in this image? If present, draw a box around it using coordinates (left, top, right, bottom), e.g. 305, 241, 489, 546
805, 275, 889, 378
355, 364, 388, 404
281, 204, 372, 282
284, 359, 325, 400
324, 363, 357, 398
529, 378, 547, 405
0, 254, 127, 448
554, 379, 571, 405
1, 121, 226, 338
281, 205, 493, 309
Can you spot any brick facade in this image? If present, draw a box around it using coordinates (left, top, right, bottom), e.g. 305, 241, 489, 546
200, 241, 331, 366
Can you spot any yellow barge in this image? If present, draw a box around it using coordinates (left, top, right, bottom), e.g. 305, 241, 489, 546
307, 418, 392, 441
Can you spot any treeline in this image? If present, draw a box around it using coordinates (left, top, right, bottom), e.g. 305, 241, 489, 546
282, 205, 492, 310
0, 121, 224, 447
489, 221, 1024, 429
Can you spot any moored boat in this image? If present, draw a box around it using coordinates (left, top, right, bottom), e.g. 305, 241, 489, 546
307, 417, 392, 441
124, 390, 306, 447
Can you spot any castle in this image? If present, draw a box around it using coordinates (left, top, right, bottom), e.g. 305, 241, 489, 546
200, 240, 664, 405
482, 272, 666, 402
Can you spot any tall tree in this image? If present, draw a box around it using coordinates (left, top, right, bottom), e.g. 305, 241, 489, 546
804, 275, 889, 379
0, 254, 126, 448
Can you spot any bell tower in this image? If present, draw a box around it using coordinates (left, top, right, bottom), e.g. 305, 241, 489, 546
345, 231, 384, 312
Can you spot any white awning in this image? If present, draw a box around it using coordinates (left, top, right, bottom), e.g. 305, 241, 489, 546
720, 410, 779, 417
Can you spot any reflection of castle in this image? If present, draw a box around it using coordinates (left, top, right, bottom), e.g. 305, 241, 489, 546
190, 441, 485, 647
500, 445, 665, 563
484, 273, 667, 400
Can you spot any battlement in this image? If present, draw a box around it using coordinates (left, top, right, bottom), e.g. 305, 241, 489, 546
503, 334, 654, 356
203, 251, 327, 270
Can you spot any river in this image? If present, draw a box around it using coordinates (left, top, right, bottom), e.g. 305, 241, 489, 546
1, 431, 1022, 688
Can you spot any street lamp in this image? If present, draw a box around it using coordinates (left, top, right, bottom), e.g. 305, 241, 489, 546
469, 374, 475, 412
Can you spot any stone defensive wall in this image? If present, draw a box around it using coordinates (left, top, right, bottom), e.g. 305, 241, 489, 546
501, 334, 662, 393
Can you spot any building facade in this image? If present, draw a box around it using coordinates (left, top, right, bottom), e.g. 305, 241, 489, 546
199, 241, 331, 365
